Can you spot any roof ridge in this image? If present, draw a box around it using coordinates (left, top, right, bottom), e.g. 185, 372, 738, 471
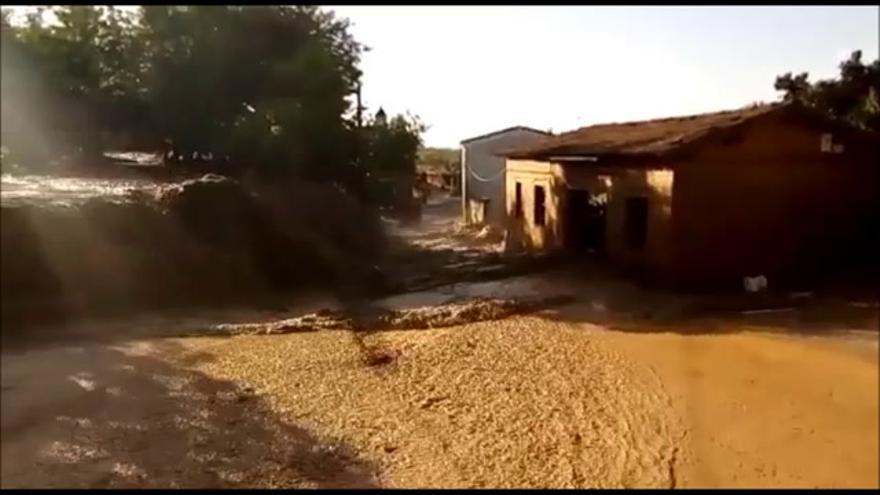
460, 126, 553, 145
503, 102, 791, 159
558, 102, 782, 137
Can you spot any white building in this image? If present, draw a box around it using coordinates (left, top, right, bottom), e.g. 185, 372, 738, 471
460, 126, 551, 226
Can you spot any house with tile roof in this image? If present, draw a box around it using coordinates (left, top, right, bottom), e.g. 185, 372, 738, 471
499, 102, 879, 287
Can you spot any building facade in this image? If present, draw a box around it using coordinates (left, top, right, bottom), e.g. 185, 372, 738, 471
503, 103, 880, 287
460, 127, 551, 227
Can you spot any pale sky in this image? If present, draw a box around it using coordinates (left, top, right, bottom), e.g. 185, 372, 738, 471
330, 6, 879, 147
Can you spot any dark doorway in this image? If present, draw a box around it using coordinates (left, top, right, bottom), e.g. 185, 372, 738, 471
624, 197, 648, 250
564, 189, 606, 252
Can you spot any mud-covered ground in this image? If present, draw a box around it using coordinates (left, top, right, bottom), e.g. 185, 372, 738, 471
2, 195, 878, 488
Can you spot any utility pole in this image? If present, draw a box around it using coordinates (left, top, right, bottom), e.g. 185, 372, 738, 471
355, 81, 363, 130
353, 80, 366, 199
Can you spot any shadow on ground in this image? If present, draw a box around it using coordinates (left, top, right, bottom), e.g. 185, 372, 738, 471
0, 339, 380, 489
532, 260, 879, 338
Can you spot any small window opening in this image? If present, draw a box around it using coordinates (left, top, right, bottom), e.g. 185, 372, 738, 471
514, 182, 523, 218
534, 185, 546, 226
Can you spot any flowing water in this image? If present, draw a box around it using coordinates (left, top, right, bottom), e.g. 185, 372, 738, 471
0, 174, 169, 207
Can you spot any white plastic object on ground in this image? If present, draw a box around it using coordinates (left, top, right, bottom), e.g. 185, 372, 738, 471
743, 275, 768, 293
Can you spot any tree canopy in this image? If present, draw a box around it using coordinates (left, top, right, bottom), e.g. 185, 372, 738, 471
1, 6, 423, 196
775, 50, 880, 132
417, 147, 459, 174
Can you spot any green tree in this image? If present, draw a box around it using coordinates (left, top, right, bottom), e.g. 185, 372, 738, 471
775, 50, 880, 131
2, 6, 146, 168
418, 147, 460, 174
1, 7, 70, 170
138, 6, 365, 182
363, 113, 424, 174
1, 5, 425, 195
359, 112, 425, 206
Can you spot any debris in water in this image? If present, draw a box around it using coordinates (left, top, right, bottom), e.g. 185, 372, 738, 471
364, 351, 396, 367
419, 396, 448, 409
743, 275, 768, 293
740, 307, 794, 315
197, 294, 575, 338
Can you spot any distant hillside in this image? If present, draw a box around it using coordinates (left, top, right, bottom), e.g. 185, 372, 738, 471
417, 147, 459, 173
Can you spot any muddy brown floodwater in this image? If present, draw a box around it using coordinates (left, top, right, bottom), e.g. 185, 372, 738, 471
2, 307, 876, 488
179, 317, 686, 488
2, 195, 877, 488
597, 328, 879, 488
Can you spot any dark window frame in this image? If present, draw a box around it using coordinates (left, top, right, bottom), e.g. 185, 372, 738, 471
534, 185, 546, 227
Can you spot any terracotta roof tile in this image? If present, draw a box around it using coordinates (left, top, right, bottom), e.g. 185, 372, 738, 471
503, 103, 782, 159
